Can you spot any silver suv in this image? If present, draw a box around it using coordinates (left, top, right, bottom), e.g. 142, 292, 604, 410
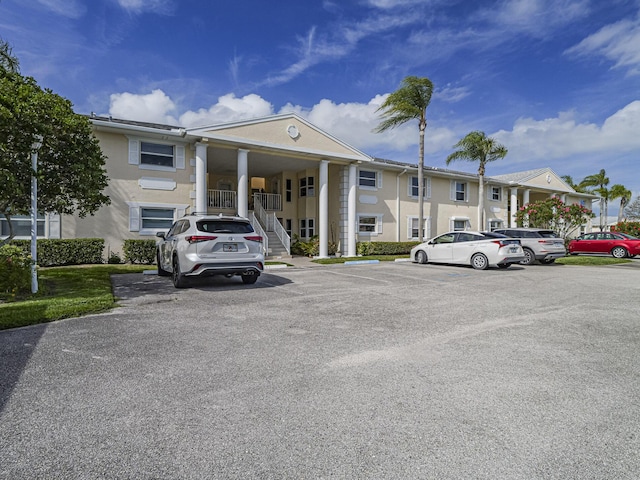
156, 213, 264, 288
493, 228, 566, 265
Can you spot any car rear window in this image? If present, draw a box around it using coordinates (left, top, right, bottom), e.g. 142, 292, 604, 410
197, 220, 254, 234
537, 230, 559, 238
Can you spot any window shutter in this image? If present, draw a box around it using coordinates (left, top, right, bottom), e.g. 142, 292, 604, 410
129, 206, 140, 231
377, 171, 382, 189
487, 186, 492, 200
128, 139, 139, 165
176, 207, 186, 218
48, 213, 61, 239
426, 177, 431, 199
176, 145, 185, 169
465, 183, 469, 202
450, 181, 455, 201
407, 217, 414, 239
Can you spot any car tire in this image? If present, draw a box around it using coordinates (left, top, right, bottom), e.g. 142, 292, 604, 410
415, 250, 428, 264
497, 263, 511, 269
520, 248, 535, 265
539, 258, 556, 265
157, 251, 171, 276
172, 255, 188, 288
241, 273, 258, 284
471, 253, 489, 270
611, 246, 628, 258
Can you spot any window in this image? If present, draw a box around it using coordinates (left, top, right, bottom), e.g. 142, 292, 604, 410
450, 181, 468, 202
408, 216, 431, 240
286, 179, 292, 202
140, 142, 174, 168
359, 170, 377, 188
141, 208, 175, 230
357, 214, 383, 235
409, 176, 431, 198
488, 186, 502, 201
488, 219, 503, 231
300, 218, 315, 238
450, 218, 470, 231
285, 219, 292, 237
0, 214, 45, 238
300, 177, 315, 197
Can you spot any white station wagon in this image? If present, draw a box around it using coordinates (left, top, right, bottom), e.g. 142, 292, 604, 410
410, 231, 525, 270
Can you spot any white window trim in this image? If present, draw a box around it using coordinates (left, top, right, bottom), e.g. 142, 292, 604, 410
126, 201, 189, 235
449, 216, 471, 231
450, 180, 469, 202
407, 216, 431, 241
487, 185, 502, 202
126, 136, 186, 172
358, 169, 382, 191
408, 176, 431, 199
0, 212, 60, 240
299, 218, 316, 239
357, 213, 383, 236
487, 218, 504, 231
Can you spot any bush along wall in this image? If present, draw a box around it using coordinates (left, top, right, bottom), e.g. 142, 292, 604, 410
356, 241, 420, 256
0, 244, 32, 300
123, 239, 157, 264
11, 238, 104, 266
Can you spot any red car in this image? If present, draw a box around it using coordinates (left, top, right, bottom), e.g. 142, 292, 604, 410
568, 232, 640, 258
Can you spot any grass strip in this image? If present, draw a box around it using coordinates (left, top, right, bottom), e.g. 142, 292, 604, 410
0, 265, 148, 330
555, 256, 631, 266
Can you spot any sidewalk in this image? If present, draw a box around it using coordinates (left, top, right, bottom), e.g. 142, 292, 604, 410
265, 255, 324, 269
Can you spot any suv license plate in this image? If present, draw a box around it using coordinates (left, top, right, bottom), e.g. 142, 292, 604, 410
509, 247, 519, 253
223, 243, 238, 252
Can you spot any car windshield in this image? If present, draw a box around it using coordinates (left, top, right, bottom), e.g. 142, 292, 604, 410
197, 220, 254, 234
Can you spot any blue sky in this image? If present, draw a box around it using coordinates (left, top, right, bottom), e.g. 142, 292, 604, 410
2, 0, 640, 215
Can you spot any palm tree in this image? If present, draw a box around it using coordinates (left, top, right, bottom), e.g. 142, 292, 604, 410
609, 184, 632, 223
375, 76, 433, 240
580, 169, 609, 231
561, 175, 588, 193
445, 131, 508, 230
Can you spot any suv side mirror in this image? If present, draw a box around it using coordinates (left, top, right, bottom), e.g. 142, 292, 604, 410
156, 232, 166, 239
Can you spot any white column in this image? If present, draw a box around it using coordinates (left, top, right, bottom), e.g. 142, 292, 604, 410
510, 187, 518, 227
237, 149, 249, 217
347, 164, 357, 257
523, 189, 530, 206
195, 143, 207, 213
318, 160, 329, 258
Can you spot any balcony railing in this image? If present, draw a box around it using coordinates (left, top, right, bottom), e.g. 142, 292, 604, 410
208, 190, 236, 209
253, 192, 282, 211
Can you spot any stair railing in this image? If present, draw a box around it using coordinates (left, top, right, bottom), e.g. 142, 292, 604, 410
248, 211, 268, 256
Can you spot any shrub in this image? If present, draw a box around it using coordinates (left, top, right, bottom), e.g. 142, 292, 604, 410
0, 245, 32, 300
123, 239, 156, 264
290, 235, 337, 257
107, 252, 123, 264
10, 238, 104, 266
612, 221, 640, 237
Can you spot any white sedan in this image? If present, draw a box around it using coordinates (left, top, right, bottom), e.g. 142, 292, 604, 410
410, 231, 525, 270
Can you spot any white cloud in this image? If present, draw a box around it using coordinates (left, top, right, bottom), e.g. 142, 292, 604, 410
179, 93, 274, 127
566, 16, 640, 73
114, 0, 175, 14
37, 0, 86, 18
109, 89, 177, 124
493, 101, 640, 161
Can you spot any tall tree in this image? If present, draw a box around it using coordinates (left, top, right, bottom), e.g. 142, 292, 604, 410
0, 38, 19, 73
445, 131, 507, 230
580, 169, 610, 231
375, 76, 433, 240
624, 196, 640, 220
609, 184, 632, 223
1, 40, 110, 245
561, 174, 588, 193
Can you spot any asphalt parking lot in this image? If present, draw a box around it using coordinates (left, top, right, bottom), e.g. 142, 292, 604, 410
1, 260, 639, 479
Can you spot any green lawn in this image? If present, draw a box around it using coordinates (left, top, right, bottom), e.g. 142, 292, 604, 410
0, 265, 149, 330
555, 255, 631, 266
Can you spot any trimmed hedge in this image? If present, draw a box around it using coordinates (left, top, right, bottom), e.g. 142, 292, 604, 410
123, 239, 157, 264
10, 239, 104, 266
356, 241, 420, 256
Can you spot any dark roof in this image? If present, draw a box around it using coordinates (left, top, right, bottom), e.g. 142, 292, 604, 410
85, 114, 180, 131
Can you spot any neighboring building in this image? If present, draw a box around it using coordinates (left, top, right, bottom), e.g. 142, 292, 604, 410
4, 113, 596, 257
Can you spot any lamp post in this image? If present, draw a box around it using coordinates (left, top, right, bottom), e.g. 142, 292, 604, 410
30, 135, 43, 294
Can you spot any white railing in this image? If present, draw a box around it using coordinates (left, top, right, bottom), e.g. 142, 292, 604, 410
253, 195, 290, 255
208, 190, 236, 209
248, 212, 268, 256
253, 192, 282, 211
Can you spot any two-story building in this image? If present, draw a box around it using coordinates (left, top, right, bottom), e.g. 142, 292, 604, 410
3, 113, 595, 258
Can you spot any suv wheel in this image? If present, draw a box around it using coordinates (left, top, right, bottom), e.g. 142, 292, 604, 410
241, 273, 259, 285
172, 256, 188, 288
520, 248, 535, 265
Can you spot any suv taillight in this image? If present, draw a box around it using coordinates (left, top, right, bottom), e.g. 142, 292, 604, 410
492, 240, 518, 248
244, 235, 263, 243
185, 235, 218, 243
